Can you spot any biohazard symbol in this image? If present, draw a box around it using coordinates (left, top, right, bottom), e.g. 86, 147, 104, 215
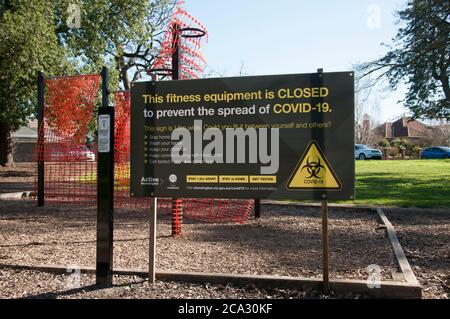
302, 157, 326, 179
287, 141, 341, 190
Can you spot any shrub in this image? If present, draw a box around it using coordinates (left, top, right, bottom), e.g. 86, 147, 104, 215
391, 138, 419, 157
378, 139, 390, 148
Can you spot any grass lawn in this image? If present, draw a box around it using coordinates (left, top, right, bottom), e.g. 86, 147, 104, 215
354, 159, 450, 208
75, 160, 449, 208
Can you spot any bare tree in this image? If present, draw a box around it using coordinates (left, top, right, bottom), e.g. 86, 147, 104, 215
355, 75, 380, 146
358, 0, 450, 120
432, 119, 450, 146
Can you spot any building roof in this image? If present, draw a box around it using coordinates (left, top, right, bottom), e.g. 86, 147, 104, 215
13, 126, 37, 139
373, 116, 434, 139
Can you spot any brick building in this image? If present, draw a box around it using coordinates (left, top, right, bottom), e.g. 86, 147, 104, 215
373, 116, 440, 143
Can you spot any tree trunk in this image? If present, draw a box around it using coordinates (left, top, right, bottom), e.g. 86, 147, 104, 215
0, 122, 14, 167
440, 73, 450, 105
121, 66, 130, 91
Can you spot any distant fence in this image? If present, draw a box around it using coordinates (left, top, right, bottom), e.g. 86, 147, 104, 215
381, 147, 421, 160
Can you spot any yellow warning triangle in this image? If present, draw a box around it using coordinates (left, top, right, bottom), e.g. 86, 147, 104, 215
287, 141, 341, 190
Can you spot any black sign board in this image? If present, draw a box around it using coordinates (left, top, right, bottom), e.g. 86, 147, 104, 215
131, 72, 354, 200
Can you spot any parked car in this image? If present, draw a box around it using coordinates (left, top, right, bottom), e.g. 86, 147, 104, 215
420, 146, 450, 159
45, 144, 96, 162
355, 144, 382, 160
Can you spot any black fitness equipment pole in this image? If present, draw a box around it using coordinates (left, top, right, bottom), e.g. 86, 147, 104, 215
96, 66, 115, 286
37, 72, 45, 207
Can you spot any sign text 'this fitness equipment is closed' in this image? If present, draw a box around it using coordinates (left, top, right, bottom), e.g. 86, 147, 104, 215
130, 72, 355, 200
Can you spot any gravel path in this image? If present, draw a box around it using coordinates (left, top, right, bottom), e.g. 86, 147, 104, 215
0, 163, 35, 183
0, 163, 35, 194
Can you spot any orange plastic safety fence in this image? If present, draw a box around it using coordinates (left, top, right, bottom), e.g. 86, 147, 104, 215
33, 74, 253, 223
157, 198, 254, 224
34, 74, 100, 205
151, 0, 208, 80
113, 91, 152, 208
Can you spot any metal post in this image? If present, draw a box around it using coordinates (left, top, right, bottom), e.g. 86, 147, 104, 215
149, 72, 158, 283
149, 197, 157, 283
171, 23, 183, 236
96, 67, 114, 286
314, 68, 330, 294
254, 199, 261, 219
37, 72, 45, 207
321, 200, 330, 294
171, 23, 181, 80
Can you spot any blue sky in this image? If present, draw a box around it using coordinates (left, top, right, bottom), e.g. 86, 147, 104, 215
184, 0, 409, 122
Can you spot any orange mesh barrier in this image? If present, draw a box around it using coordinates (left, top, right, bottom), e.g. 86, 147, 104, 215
113, 91, 151, 208
151, 0, 208, 80
34, 74, 100, 205
34, 74, 253, 223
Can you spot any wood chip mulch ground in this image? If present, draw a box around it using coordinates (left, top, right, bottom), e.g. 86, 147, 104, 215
0, 199, 439, 299
0, 163, 448, 299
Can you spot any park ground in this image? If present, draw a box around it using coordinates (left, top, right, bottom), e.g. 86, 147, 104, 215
1, 160, 450, 207
0, 160, 449, 299
354, 159, 450, 208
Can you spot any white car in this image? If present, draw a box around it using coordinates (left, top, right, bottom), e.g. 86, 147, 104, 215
355, 144, 382, 160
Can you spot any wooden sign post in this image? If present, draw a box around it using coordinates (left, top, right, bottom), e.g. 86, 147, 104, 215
321, 200, 330, 294
149, 198, 157, 283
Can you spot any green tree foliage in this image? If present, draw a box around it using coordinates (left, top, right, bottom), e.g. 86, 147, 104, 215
0, 1, 70, 165
56, 0, 174, 90
0, 0, 174, 165
360, 0, 449, 120
0, 0, 69, 130
378, 138, 390, 148
391, 138, 420, 157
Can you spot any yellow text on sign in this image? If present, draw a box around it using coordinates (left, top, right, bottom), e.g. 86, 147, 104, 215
287, 141, 341, 189
187, 175, 218, 183
219, 176, 249, 183
250, 176, 277, 184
